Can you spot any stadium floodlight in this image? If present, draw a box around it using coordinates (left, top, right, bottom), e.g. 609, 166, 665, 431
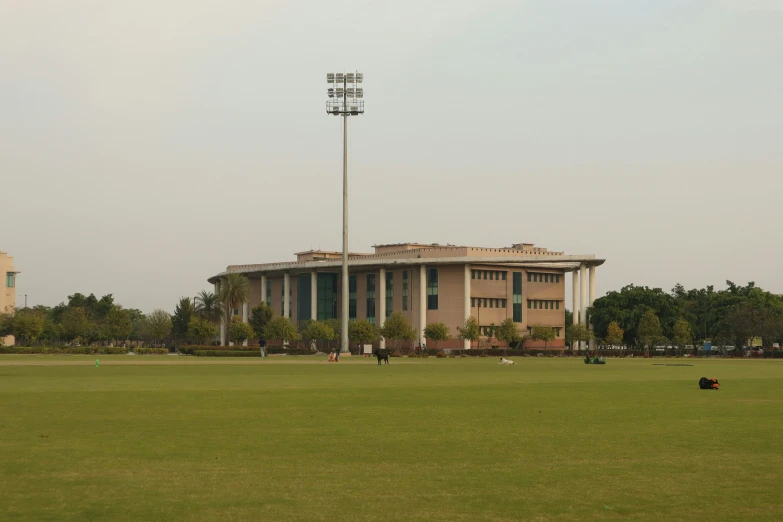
325, 71, 365, 354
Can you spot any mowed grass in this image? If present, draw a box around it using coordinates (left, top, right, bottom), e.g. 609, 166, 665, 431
1, 357, 782, 521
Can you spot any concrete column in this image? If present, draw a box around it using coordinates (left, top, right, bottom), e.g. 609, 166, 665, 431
588, 265, 596, 351
571, 271, 578, 326
242, 302, 249, 346
419, 264, 427, 349
464, 264, 471, 350
260, 275, 267, 307
311, 271, 318, 321
215, 281, 225, 346
283, 272, 290, 319
379, 268, 386, 349
579, 263, 587, 351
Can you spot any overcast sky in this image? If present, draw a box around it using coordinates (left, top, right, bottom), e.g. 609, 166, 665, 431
2, 0, 782, 312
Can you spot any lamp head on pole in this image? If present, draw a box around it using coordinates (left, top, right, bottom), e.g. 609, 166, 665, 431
325, 71, 365, 115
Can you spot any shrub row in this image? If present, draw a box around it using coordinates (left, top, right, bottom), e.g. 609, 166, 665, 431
133, 348, 169, 355
0, 346, 170, 355
178, 345, 258, 355
192, 350, 260, 357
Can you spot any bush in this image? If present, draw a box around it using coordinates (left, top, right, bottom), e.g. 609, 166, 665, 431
133, 348, 168, 355
0, 346, 129, 355
192, 350, 260, 357
178, 345, 259, 355
435, 352, 447, 358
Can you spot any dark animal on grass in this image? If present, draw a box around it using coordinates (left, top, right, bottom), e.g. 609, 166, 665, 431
374, 349, 390, 365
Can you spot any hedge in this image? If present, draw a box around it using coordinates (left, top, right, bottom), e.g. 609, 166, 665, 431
177, 345, 259, 355
192, 350, 260, 357
133, 348, 169, 355
0, 346, 129, 355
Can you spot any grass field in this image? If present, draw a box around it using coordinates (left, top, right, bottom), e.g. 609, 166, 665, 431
1, 356, 782, 521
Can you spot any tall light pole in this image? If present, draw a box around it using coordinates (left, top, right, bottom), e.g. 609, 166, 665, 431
326, 72, 364, 354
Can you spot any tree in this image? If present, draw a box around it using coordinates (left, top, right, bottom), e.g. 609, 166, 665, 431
672, 319, 692, 356
228, 316, 255, 345
146, 309, 172, 347
495, 318, 521, 350
381, 312, 415, 352
348, 320, 378, 352
195, 291, 222, 325
423, 322, 450, 351
570, 323, 591, 352
530, 325, 557, 354
12, 311, 46, 346
218, 274, 251, 345
249, 303, 274, 341
564, 309, 574, 349
301, 320, 336, 352
457, 316, 480, 349
187, 316, 218, 345
605, 321, 624, 352
171, 297, 195, 348
103, 306, 132, 345
637, 310, 663, 356
60, 307, 93, 343
263, 317, 300, 344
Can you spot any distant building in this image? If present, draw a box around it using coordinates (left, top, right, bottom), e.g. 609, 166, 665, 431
208, 242, 605, 350
1, 252, 19, 346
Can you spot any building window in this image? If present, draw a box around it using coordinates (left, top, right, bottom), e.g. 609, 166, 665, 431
471, 270, 476, 280
527, 300, 532, 309
513, 272, 522, 322
266, 285, 271, 307
427, 268, 438, 310
366, 274, 376, 324
386, 271, 393, 318
489, 271, 494, 280
556, 301, 560, 310
349, 275, 357, 320
502, 299, 507, 309
402, 271, 409, 311
471, 297, 475, 308
483, 271, 487, 280
490, 299, 494, 308
502, 272, 507, 281
318, 273, 338, 320
6, 272, 15, 288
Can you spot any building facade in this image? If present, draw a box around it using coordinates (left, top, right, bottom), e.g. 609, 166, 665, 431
207, 242, 605, 350
1, 252, 19, 346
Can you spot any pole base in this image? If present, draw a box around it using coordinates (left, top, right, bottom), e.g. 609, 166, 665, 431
339, 352, 352, 357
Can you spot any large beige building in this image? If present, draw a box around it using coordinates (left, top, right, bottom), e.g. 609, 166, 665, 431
1, 252, 19, 346
208, 242, 604, 350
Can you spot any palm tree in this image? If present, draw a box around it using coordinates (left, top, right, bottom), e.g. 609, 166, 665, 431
218, 273, 251, 345
195, 291, 221, 325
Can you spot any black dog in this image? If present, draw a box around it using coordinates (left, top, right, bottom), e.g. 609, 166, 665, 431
374, 349, 389, 365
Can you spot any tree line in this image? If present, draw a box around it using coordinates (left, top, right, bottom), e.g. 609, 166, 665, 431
583, 281, 783, 354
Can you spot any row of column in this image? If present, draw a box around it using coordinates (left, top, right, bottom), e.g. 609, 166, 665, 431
572, 263, 596, 350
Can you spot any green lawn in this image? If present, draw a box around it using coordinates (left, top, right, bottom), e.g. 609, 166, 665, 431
1, 356, 782, 521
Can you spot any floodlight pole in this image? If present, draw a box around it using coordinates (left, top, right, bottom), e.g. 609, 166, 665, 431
326, 72, 362, 354
341, 75, 349, 354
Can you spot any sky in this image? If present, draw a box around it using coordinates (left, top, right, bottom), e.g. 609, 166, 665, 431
2, 0, 782, 312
